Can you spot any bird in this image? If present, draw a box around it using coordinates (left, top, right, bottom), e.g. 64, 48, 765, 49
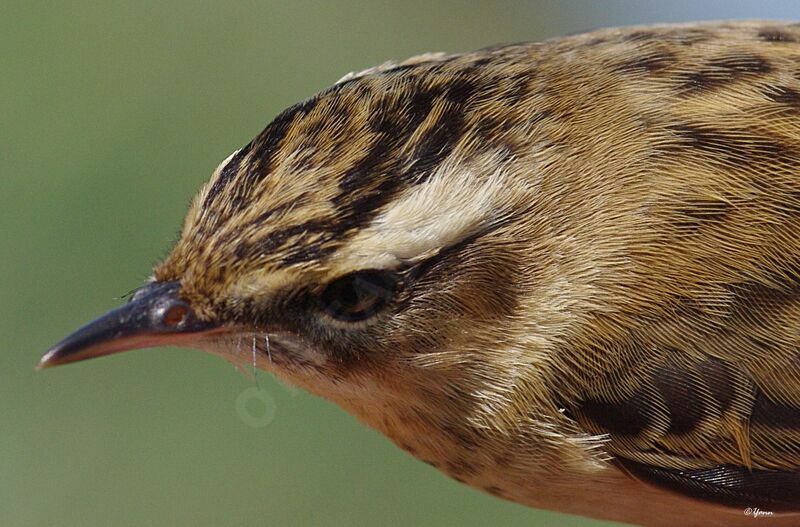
39, 20, 800, 527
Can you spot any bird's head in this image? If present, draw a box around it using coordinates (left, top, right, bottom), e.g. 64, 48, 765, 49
40, 51, 570, 436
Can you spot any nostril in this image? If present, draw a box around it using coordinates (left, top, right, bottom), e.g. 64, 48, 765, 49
161, 303, 189, 328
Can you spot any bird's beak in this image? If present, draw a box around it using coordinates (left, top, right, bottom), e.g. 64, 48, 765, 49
38, 281, 212, 369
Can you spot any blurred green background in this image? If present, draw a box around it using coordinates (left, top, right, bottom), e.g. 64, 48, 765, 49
3, 2, 799, 526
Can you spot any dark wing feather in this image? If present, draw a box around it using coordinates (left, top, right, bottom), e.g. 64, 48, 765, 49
618, 460, 800, 511
565, 338, 800, 510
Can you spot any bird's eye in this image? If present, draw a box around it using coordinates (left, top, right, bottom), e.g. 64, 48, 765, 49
318, 271, 398, 322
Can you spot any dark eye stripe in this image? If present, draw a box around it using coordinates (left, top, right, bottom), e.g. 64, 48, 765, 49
402, 220, 511, 282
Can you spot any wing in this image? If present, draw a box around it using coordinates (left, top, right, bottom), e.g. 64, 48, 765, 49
563, 284, 800, 511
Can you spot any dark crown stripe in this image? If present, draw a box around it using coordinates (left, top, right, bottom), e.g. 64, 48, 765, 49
203, 144, 251, 208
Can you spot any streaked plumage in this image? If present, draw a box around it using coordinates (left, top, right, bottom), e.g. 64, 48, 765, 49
42, 20, 800, 526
